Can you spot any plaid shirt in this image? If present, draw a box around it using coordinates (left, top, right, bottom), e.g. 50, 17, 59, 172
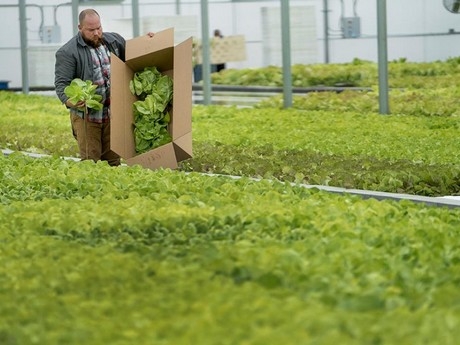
71, 45, 111, 123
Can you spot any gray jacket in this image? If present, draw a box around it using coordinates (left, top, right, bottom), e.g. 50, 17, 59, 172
54, 32, 126, 105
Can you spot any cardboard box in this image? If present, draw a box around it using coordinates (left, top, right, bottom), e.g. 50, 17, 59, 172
193, 35, 246, 64
111, 28, 193, 170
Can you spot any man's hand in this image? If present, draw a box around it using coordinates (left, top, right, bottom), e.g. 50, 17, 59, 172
65, 99, 85, 109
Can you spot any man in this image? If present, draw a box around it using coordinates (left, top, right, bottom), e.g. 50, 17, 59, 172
55, 9, 151, 166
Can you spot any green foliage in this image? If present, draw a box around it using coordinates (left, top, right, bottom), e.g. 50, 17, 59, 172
181, 141, 460, 196
3, 57, 460, 196
2, 88, 460, 196
129, 66, 172, 101
211, 57, 460, 89
64, 78, 103, 111
4, 59, 460, 344
132, 95, 172, 153
1, 153, 460, 344
256, 87, 460, 117
0, 91, 78, 155
181, 104, 460, 196
129, 67, 173, 153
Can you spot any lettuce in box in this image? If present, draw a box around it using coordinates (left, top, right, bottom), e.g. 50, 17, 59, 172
129, 67, 171, 101
130, 67, 174, 154
133, 95, 172, 153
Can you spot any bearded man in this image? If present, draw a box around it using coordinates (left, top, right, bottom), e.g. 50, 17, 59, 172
55, 9, 127, 166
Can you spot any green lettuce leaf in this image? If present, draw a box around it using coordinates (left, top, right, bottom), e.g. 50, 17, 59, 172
64, 78, 103, 111
130, 67, 174, 154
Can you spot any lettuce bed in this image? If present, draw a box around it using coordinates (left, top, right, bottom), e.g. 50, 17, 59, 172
2, 90, 460, 196
1, 154, 460, 344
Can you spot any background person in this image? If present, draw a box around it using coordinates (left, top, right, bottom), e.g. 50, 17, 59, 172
213, 29, 226, 72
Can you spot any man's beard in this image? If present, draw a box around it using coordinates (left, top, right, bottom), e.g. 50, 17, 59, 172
83, 35, 103, 48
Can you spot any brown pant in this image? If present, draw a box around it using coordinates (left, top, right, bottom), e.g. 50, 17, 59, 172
70, 114, 120, 166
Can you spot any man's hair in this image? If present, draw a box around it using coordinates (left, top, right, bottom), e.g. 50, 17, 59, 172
79, 9, 100, 25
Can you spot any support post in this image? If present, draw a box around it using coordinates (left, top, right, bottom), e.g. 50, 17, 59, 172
323, 0, 330, 63
72, 0, 78, 36
132, 0, 140, 37
200, 0, 211, 105
19, 0, 29, 94
377, 0, 390, 114
281, 0, 292, 108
